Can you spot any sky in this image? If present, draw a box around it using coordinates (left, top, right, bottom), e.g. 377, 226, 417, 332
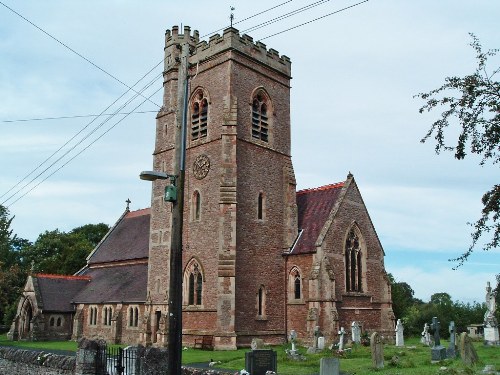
0, 0, 498, 305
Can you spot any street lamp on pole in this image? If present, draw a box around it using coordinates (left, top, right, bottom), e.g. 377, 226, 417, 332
140, 34, 190, 375
140, 169, 184, 374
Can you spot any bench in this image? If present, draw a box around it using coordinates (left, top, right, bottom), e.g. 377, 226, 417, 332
194, 335, 214, 350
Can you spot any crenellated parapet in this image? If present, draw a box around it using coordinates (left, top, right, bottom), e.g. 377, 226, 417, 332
164, 26, 291, 77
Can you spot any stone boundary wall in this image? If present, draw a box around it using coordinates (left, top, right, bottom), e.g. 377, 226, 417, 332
0, 347, 75, 375
0, 346, 237, 375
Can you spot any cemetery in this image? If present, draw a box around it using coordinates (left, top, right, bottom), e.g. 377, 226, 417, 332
1, 319, 499, 374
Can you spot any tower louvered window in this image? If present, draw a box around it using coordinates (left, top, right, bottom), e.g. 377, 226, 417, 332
191, 90, 208, 141
252, 92, 269, 142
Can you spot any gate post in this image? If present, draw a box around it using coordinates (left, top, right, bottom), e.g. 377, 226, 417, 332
75, 338, 105, 375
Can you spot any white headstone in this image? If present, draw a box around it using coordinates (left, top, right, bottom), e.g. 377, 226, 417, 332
421, 322, 431, 346
395, 319, 404, 347
338, 327, 346, 351
351, 321, 361, 344
317, 336, 325, 350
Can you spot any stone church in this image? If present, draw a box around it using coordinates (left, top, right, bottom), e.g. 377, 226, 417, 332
9, 26, 394, 348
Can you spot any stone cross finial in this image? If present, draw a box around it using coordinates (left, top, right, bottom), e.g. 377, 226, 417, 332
430, 317, 441, 346
126, 198, 131, 211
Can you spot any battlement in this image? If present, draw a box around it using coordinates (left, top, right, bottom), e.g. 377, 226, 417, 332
164, 26, 291, 77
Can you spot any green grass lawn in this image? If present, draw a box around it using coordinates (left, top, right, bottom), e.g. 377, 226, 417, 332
1, 334, 498, 374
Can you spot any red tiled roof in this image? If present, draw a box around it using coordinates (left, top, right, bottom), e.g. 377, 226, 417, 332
292, 182, 345, 254
35, 273, 91, 281
88, 208, 150, 264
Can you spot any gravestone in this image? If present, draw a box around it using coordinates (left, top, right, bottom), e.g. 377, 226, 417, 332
320, 357, 340, 375
307, 326, 322, 354
421, 323, 431, 346
395, 319, 404, 347
351, 321, 361, 344
289, 330, 297, 354
245, 349, 277, 375
459, 332, 479, 366
430, 317, 447, 362
483, 281, 500, 346
370, 331, 384, 369
338, 327, 346, 351
447, 321, 457, 358
251, 338, 265, 350
318, 336, 325, 350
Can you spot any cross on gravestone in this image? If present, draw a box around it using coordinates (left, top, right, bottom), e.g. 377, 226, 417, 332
431, 317, 441, 346
430, 317, 447, 362
395, 319, 404, 347
421, 323, 431, 346
314, 326, 321, 349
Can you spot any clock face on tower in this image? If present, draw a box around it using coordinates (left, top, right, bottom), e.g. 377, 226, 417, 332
193, 154, 210, 180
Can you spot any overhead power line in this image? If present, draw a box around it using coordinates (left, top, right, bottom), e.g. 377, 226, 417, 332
6, 85, 164, 208
0, 0, 161, 108
258, 0, 370, 40
0, 58, 164, 203
2, 73, 162, 207
242, 0, 331, 34
2, 0, 369, 206
1, 110, 157, 123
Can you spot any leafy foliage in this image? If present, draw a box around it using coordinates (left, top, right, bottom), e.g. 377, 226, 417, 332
416, 33, 500, 266
0, 204, 109, 324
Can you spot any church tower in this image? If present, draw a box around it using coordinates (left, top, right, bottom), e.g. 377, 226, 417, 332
146, 26, 297, 349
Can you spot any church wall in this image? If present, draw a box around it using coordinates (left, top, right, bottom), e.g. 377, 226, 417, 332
230, 54, 291, 345
322, 182, 394, 337
285, 254, 313, 344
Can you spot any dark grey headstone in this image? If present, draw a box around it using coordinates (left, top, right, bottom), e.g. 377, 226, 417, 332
320, 357, 340, 375
245, 349, 277, 375
431, 346, 447, 362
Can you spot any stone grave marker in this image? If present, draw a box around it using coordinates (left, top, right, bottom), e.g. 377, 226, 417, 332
318, 336, 325, 350
459, 332, 479, 366
338, 327, 346, 351
430, 317, 446, 362
351, 321, 361, 344
483, 281, 500, 346
370, 331, 384, 369
395, 319, 404, 347
421, 323, 431, 346
245, 349, 277, 375
447, 321, 457, 358
320, 357, 340, 375
251, 338, 265, 350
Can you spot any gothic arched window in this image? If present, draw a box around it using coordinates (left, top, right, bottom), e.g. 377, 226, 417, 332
345, 227, 363, 292
288, 267, 303, 301
191, 89, 209, 141
184, 259, 204, 306
251, 90, 271, 142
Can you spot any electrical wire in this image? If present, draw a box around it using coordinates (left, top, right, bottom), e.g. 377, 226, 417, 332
2, 0, 369, 206
2, 73, 162, 206
201, 0, 293, 38
0, 0, 161, 108
258, 0, 369, 40
6, 85, 164, 208
241, 0, 331, 35
1, 111, 158, 123
0, 58, 164, 202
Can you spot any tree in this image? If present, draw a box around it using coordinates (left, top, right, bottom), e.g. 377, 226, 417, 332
416, 34, 500, 267
20, 223, 109, 275
388, 273, 417, 319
